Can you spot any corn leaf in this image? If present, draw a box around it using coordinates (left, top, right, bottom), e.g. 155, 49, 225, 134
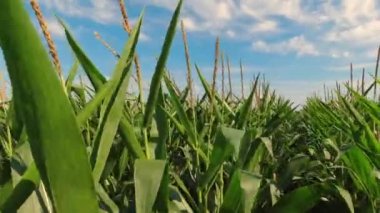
134, 160, 166, 213
0, 0, 99, 211
143, 0, 183, 128
271, 184, 324, 213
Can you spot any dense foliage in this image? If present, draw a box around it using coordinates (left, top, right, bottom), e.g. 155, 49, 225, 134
0, 0, 379, 212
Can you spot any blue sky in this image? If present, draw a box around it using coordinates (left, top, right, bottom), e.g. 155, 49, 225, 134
1, 0, 380, 104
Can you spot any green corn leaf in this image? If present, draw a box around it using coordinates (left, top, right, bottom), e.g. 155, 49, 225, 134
195, 65, 223, 120
222, 127, 245, 159
199, 126, 244, 189
240, 171, 262, 212
62, 18, 145, 159
1, 141, 43, 212
0, 0, 99, 212
118, 117, 146, 159
1, 163, 40, 212
220, 170, 242, 212
179, 87, 189, 103
96, 184, 119, 213
334, 185, 354, 213
6, 101, 23, 141
235, 75, 259, 129
260, 137, 274, 158
60, 19, 106, 90
340, 95, 380, 166
71, 84, 87, 102
221, 170, 261, 212
0, 159, 12, 208
134, 160, 166, 213
76, 80, 115, 126
90, 14, 143, 182
242, 136, 274, 173
171, 171, 199, 211
154, 86, 169, 160
341, 146, 380, 198
65, 60, 79, 93
153, 87, 170, 211
237, 128, 261, 168
271, 184, 324, 213
244, 143, 265, 173
195, 65, 235, 117
154, 165, 170, 212
90, 58, 134, 181
160, 106, 186, 135
163, 75, 207, 166
350, 88, 380, 127
277, 155, 310, 190
168, 185, 195, 212
164, 75, 198, 147
143, 0, 183, 128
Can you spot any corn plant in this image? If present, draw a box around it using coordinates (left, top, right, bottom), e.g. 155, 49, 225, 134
0, 0, 379, 212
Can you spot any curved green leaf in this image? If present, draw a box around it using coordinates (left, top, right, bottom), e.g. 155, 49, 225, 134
143, 0, 183, 128
134, 160, 166, 213
90, 14, 143, 182
0, 0, 99, 211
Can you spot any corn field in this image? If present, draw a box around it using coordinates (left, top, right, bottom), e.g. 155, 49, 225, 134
0, 0, 380, 212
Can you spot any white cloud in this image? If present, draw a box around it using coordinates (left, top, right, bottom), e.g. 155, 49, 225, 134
139, 32, 150, 42
45, 18, 65, 38
36, 0, 380, 60
139, 0, 380, 59
182, 17, 200, 32
252, 35, 319, 56
183, 0, 237, 33
242, 0, 305, 22
216, 2, 232, 20
39, 0, 120, 24
226, 30, 236, 38
250, 20, 279, 33
328, 50, 351, 59
325, 20, 380, 45
136, 0, 281, 37
326, 0, 378, 26
240, 0, 339, 25
32, 17, 67, 41
320, 0, 380, 55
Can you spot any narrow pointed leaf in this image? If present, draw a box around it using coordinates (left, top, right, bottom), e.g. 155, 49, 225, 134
65, 60, 79, 93
199, 126, 244, 189
235, 76, 259, 129
76, 80, 115, 126
334, 186, 354, 213
164, 75, 197, 147
195, 65, 234, 116
143, 0, 183, 128
61, 18, 145, 159
221, 170, 261, 212
134, 160, 166, 213
91, 15, 143, 182
271, 184, 324, 213
60, 19, 105, 90
0, 1, 99, 211
1, 163, 40, 212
